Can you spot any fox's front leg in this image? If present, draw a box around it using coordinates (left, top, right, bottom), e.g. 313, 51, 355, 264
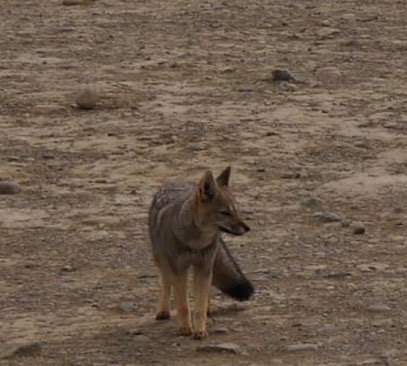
155, 271, 171, 320
172, 270, 192, 336
193, 266, 213, 339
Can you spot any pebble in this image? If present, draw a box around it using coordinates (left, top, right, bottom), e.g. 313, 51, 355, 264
212, 326, 230, 335
315, 269, 352, 279
353, 226, 366, 235
62, 0, 85, 4
117, 301, 137, 313
279, 82, 299, 92
285, 343, 319, 352
317, 27, 341, 39
42, 153, 55, 160
272, 69, 296, 82
351, 221, 366, 235
3, 342, 42, 359
300, 196, 322, 207
359, 358, 386, 365
281, 172, 301, 179
314, 211, 342, 223
357, 264, 373, 272
61, 265, 75, 272
341, 219, 351, 228
341, 13, 356, 22
197, 342, 241, 354
0, 181, 20, 195
76, 85, 99, 110
7, 156, 20, 161
371, 319, 393, 327
367, 304, 391, 313
133, 334, 149, 342
357, 263, 388, 272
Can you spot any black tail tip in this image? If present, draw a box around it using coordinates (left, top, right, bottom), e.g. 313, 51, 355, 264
222, 281, 254, 301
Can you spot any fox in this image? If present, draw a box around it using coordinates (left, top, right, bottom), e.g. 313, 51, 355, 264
148, 166, 254, 339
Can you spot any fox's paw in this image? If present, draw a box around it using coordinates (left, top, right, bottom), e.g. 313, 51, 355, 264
177, 326, 192, 336
193, 330, 208, 340
155, 311, 170, 321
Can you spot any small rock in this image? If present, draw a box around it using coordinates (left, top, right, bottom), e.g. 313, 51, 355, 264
61, 265, 75, 272
357, 264, 373, 272
357, 263, 388, 272
341, 13, 356, 22
383, 122, 404, 130
314, 211, 342, 223
359, 358, 386, 365
317, 27, 341, 39
221, 66, 236, 73
315, 269, 352, 279
0, 181, 20, 195
197, 342, 241, 354
353, 226, 366, 235
62, 0, 84, 4
367, 304, 391, 313
279, 82, 299, 92
42, 153, 55, 160
351, 222, 366, 235
3, 342, 42, 359
117, 301, 137, 313
76, 85, 99, 110
285, 343, 318, 352
341, 219, 351, 228
281, 172, 301, 179
371, 319, 393, 327
272, 69, 296, 82
133, 334, 149, 342
212, 326, 230, 335
7, 156, 20, 161
300, 196, 322, 207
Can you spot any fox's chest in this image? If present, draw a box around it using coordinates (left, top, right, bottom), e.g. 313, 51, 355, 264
176, 239, 218, 268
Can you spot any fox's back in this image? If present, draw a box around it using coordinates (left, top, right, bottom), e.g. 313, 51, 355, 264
148, 183, 194, 241
150, 183, 193, 214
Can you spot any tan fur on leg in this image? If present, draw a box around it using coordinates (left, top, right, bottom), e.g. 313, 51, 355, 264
192, 267, 212, 339
172, 271, 192, 336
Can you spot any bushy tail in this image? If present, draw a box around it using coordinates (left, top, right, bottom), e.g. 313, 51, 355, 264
212, 238, 254, 301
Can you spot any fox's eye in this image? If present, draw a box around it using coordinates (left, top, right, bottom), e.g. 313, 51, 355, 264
220, 210, 232, 216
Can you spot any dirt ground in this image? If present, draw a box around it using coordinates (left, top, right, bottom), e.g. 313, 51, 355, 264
1, 0, 407, 365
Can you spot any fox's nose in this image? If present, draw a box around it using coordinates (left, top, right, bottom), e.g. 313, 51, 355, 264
242, 223, 250, 232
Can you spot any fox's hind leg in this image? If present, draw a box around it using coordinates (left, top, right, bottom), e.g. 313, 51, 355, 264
155, 270, 171, 321
172, 270, 192, 336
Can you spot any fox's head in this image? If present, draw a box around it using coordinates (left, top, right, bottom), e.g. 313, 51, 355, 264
194, 166, 250, 236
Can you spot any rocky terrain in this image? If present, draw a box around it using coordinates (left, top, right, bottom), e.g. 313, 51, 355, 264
1, 0, 407, 365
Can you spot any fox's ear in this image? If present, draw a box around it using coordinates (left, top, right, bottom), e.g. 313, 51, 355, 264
198, 170, 216, 201
216, 166, 231, 186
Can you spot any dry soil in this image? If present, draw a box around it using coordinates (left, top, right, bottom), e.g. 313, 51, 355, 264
1, 1, 407, 365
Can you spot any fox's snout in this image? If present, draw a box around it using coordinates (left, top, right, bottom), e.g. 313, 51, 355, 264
242, 222, 250, 233
219, 220, 250, 236
235, 221, 250, 235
